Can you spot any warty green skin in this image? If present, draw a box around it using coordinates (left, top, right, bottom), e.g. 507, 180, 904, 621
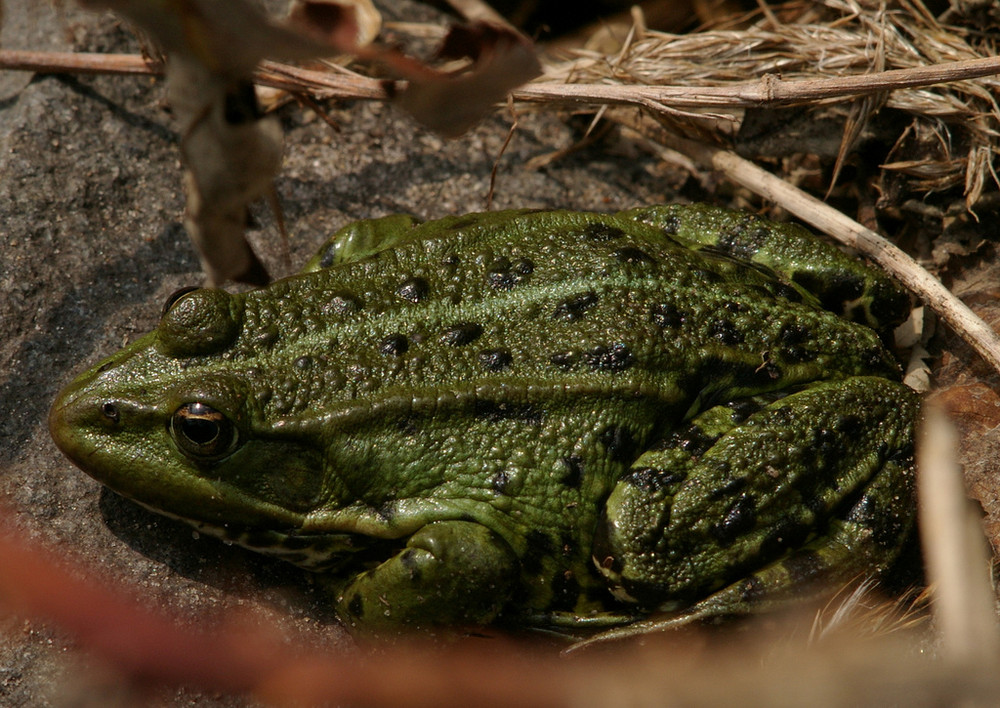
49, 205, 920, 633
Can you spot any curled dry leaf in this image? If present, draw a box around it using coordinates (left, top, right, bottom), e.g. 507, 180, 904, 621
76, 0, 539, 284
289, 0, 382, 48
389, 22, 541, 138
77, 0, 353, 285
173, 66, 281, 285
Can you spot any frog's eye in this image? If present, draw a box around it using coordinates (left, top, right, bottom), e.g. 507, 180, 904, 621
170, 402, 239, 461
161, 286, 201, 318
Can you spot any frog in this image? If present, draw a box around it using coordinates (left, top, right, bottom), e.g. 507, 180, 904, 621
49, 204, 920, 635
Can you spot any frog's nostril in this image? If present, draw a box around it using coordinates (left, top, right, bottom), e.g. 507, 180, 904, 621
100, 401, 121, 424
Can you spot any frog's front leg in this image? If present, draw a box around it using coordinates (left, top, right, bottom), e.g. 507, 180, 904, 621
335, 520, 518, 632
595, 376, 919, 620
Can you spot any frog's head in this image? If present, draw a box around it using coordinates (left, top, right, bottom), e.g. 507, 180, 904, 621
49, 287, 361, 563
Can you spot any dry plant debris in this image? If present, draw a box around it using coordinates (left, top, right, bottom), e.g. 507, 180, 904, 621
542, 0, 1000, 207
64, 0, 539, 285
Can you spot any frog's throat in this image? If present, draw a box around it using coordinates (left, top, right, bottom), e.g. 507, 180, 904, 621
134, 500, 365, 570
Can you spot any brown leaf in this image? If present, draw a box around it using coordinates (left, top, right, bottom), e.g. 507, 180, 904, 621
288, 0, 381, 48
76, 2, 539, 282
388, 22, 541, 138
76, 0, 355, 284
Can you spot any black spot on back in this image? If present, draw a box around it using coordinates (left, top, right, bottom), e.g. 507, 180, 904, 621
660, 426, 717, 457
348, 593, 365, 619
779, 323, 816, 363
836, 414, 865, 438
708, 319, 745, 345
652, 215, 679, 236
327, 292, 363, 315
487, 257, 533, 290
583, 223, 626, 242
560, 455, 585, 488
396, 276, 430, 303
549, 351, 576, 369
584, 343, 634, 371
718, 222, 770, 261
479, 348, 513, 371
622, 467, 687, 493
601, 426, 637, 463
399, 548, 423, 583
553, 291, 599, 321
710, 494, 757, 546
319, 244, 337, 268
379, 333, 409, 356
377, 501, 396, 522
442, 322, 483, 346
611, 247, 655, 265
708, 476, 748, 500
650, 302, 686, 329
491, 470, 511, 495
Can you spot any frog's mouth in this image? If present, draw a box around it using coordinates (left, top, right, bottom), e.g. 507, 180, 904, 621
49, 373, 317, 533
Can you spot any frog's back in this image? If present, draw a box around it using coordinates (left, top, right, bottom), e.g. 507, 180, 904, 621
230, 209, 900, 422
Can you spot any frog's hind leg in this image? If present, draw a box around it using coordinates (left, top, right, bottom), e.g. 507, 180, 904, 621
594, 376, 919, 627
654, 463, 917, 631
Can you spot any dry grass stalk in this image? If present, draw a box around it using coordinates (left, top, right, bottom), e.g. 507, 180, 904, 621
918, 406, 1000, 663
539, 0, 1000, 203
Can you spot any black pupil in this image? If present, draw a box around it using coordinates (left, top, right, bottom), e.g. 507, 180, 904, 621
182, 416, 219, 445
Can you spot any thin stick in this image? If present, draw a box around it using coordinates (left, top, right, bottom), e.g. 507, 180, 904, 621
4, 49, 1000, 110
515, 54, 1000, 108
0, 49, 161, 75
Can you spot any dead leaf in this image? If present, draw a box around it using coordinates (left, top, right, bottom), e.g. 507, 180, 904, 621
75, 1, 539, 283
75, 0, 362, 284
389, 22, 541, 138
288, 0, 381, 48
172, 64, 281, 286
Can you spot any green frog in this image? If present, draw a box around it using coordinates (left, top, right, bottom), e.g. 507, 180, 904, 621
49, 205, 919, 634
